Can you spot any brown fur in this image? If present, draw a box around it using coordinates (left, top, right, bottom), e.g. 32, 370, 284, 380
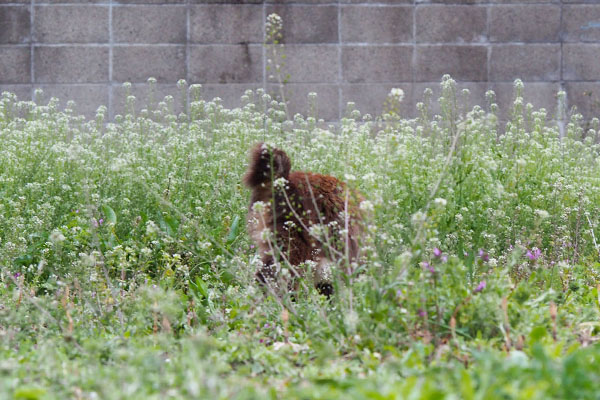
243, 143, 363, 295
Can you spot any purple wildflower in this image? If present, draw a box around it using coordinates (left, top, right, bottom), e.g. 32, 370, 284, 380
478, 249, 489, 262
433, 248, 442, 258
418, 309, 427, 318
441, 255, 448, 263
526, 248, 541, 261
474, 280, 487, 293
13, 272, 21, 279
98, 218, 104, 226
421, 261, 435, 274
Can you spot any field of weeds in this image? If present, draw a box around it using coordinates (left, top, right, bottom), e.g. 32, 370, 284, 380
1, 77, 600, 399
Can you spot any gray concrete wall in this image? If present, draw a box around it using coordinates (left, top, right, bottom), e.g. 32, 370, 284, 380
1, 0, 600, 121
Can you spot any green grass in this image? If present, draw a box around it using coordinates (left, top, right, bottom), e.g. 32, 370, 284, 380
1, 77, 600, 399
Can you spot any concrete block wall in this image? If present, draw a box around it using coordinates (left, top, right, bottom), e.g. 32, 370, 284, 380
1, 0, 600, 121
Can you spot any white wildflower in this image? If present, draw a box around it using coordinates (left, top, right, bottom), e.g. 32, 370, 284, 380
252, 201, 267, 213
80, 253, 96, 268
273, 177, 288, 189
359, 200, 374, 212
267, 13, 282, 25
434, 198, 447, 207
284, 220, 296, 230
389, 88, 404, 102
362, 172, 376, 182
513, 79, 524, 91
49, 230, 65, 244
411, 211, 427, 226
308, 224, 325, 238
146, 220, 159, 235
535, 209, 550, 220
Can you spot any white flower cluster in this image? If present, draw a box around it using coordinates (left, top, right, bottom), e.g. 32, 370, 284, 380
389, 88, 404, 102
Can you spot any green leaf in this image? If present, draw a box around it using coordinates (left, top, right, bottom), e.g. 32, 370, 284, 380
529, 325, 548, 345
191, 277, 208, 298
139, 211, 148, 225
14, 387, 47, 400
157, 212, 167, 232
14, 254, 34, 266
460, 369, 475, 400
164, 214, 179, 236
226, 215, 241, 243
101, 204, 117, 225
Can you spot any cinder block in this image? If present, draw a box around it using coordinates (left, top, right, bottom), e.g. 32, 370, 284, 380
415, 45, 487, 82
267, 84, 339, 121
273, 45, 338, 83
199, 84, 261, 109
343, 0, 411, 3
266, 0, 335, 3
342, 83, 413, 118
342, 46, 412, 83
116, 0, 186, 3
113, 46, 185, 83
191, 0, 261, 3
565, 82, 600, 120
562, 0, 600, 3
114, 6, 185, 44
563, 5, 600, 43
111, 83, 186, 117
490, 5, 561, 43
490, 82, 560, 122
34, 6, 108, 44
266, 5, 338, 44
413, 81, 488, 117
563, 44, 600, 81
0, 48, 30, 83
490, 45, 560, 82
35, 46, 108, 83
0, 6, 30, 44
416, 5, 487, 43
36, 0, 106, 3
0, 85, 31, 101
189, 45, 262, 84
488, 0, 558, 3
341, 6, 412, 44
190, 5, 263, 44
34, 84, 109, 118
416, 0, 487, 4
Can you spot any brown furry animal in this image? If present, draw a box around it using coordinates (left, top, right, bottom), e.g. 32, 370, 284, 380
243, 143, 363, 295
